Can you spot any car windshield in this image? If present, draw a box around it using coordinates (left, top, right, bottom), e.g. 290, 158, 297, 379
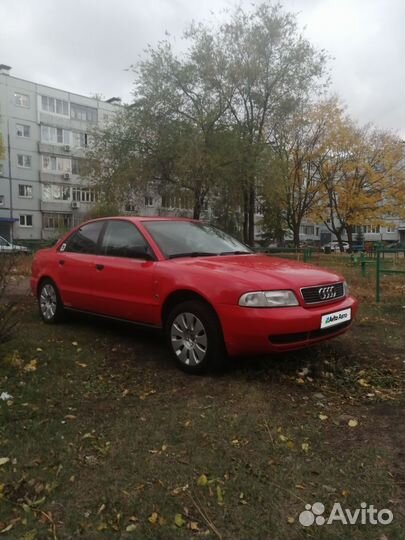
143, 221, 252, 259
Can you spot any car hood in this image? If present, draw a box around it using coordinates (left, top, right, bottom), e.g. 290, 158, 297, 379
171, 254, 343, 290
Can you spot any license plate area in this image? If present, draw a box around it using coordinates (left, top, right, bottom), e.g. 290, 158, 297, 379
320, 308, 351, 329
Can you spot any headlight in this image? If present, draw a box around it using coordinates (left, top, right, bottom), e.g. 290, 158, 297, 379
343, 281, 349, 296
238, 290, 299, 307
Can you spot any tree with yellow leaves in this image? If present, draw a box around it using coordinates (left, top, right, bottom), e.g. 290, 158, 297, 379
264, 98, 343, 247
312, 116, 405, 250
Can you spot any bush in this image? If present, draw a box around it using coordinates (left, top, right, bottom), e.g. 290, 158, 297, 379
0, 255, 20, 345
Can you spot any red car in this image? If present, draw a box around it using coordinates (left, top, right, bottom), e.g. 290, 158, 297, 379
31, 217, 358, 373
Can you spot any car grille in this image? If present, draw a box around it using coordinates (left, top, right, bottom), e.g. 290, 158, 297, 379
301, 282, 344, 304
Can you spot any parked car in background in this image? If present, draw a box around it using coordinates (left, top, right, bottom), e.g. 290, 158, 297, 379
31, 217, 358, 374
322, 241, 350, 253
0, 235, 30, 254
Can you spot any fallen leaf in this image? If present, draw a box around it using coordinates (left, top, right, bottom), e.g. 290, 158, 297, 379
358, 378, 370, 387
348, 419, 358, 428
216, 485, 224, 505
126, 524, 137, 532
287, 516, 295, 524
24, 360, 37, 372
174, 514, 186, 527
148, 512, 158, 525
197, 474, 208, 486
189, 521, 199, 531
0, 458, 10, 466
301, 442, 310, 452
319, 414, 328, 421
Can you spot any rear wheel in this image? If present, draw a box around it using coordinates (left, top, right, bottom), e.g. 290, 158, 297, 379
166, 300, 225, 374
38, 279, 64, 323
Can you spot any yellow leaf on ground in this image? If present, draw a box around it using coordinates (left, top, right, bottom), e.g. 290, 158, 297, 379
24, 360, 37, 372
287, 516, 295, 524
319, 414, 328, 421
301, 442, 310, 452
0, 458, 10, 466
348, 419, 358, 427
148, 512, 159, 524
126, 524, 137, 532
174, 514, 186, 527
197, 474, 208, 486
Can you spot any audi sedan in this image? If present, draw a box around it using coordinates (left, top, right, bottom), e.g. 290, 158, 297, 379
31, 217, 358, 374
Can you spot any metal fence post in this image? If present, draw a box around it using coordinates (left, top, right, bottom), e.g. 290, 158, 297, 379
376, 249, 380, 302
360, 252, 366, 277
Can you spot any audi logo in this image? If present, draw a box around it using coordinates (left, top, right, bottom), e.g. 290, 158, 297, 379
318, 286, 337, 300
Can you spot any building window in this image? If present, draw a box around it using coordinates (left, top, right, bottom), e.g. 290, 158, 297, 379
42, 184, 71, 202
364, 225, 380, 234
43, 213, 72, 230
41, 126, 70, 145
14, 92, 30, 108
72, 187, 97, 203
144, 196, 154, 207
0, 195, 4, 206
17, 154, 32, 168
72, 158, 81, 175
72, 131, 89, 148
19, 215, 33, 227
301, 225, 315, 235
70, 103, 97, 123
386, 225, 396, 233
42, 155, 71, 173
16, 124, 30, 138
18, 184, 33, 198
41, 95, 69, 116
125, 203, 136, 212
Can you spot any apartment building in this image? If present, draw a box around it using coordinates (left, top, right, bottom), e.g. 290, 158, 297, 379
0, 64, 120, 241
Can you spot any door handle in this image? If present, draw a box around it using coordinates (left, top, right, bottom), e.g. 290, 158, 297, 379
95, 264, 104, 271
59, 260, 65, 266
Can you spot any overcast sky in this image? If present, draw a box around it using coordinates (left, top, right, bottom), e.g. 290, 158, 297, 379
1, 0, 404, 136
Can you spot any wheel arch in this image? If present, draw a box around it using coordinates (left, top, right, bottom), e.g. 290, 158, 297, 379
161, 289, 221, 329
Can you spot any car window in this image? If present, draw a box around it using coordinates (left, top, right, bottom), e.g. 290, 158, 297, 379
101, 220, 153, 259
65, 221, 104, 254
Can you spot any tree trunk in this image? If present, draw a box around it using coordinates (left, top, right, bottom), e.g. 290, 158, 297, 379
243, 189, 249, 243
248, 184, 255, 246
293, 226, 300, 248
346, 225, 353, 251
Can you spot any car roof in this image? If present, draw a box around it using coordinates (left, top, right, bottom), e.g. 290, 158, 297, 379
87, 216, 196, 224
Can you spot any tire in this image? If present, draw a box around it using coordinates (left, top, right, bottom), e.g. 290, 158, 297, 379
38, 279, 65, 324
166, 300, 226, 374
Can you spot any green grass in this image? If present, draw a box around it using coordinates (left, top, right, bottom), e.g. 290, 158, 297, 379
0, 259, 404, 539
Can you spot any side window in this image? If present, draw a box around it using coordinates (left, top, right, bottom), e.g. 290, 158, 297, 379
65, 221, 104, 254
101, 220, 152, 259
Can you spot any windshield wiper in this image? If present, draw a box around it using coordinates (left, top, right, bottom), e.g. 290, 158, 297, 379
168, 251, 218, 259
219, 250, 252, 256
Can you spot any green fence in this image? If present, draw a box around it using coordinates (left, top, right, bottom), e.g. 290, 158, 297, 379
262, 247, 315, 263
375, 248, 405, 302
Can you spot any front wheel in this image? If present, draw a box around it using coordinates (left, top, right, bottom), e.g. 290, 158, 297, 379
38, 279, 64, 323
166, 300, 225, 374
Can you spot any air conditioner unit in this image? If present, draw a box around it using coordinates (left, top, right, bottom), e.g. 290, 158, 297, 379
71, 201, 80, 209
63, 173, 70, 180
63, 145, 70, 152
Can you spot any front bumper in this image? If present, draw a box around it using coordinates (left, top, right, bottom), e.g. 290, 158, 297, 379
217, 295, 358, 356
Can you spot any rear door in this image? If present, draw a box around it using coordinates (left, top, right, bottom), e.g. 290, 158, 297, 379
57, 220, 105, 311
93, 219, 159, 324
